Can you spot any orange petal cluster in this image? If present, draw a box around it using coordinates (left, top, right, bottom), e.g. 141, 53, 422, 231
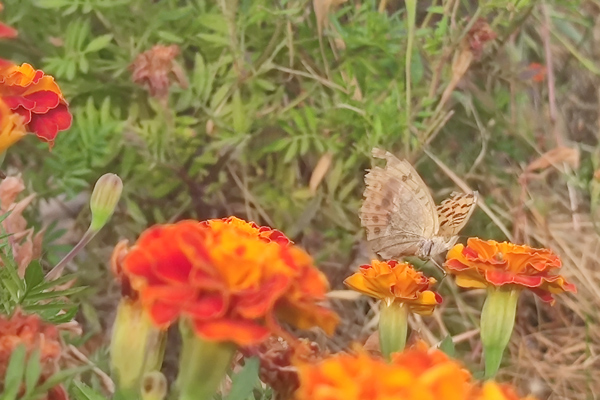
114, 218, 339, 346
0, 3, 16, 39
294, 343, 471, 400
0, 60, 71, 149
294, 342, 537, 400
470, 382, 537, 400
201, 216, 292, 246
445, 238, 576, 303
0, 310, 67, 400
344, 260, 442, 315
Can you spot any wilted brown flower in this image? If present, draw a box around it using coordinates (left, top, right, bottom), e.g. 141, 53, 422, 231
130, 44, 188, 101
465, 18, 496, 59
0, 310, 66, 399
242, 336, 326, 400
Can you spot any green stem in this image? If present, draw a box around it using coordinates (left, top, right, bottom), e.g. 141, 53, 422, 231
177, 321, 236, 400
480, 287, 520, 379
404, 0, 417, 156
379, 301, 409, 361
45, 227, 98, 280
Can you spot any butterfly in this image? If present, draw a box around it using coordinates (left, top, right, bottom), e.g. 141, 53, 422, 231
359, 148, 478, 261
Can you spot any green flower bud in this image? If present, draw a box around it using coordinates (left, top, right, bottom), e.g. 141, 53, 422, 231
90, 173, 123, 231
480, 286, 520, 378
378, 300, 409, 361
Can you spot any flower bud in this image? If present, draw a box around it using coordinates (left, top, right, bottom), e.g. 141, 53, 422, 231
90, 173, 122, 231
141, 371, 168, 400
110, 299, 166, 392
480, 286, 520, 378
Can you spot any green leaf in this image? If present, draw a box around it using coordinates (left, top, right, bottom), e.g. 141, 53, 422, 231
232, 89, 247, 134
439, 335, 456, 358
31, 366, 91, 397
85, 34, 113, 53
24, 261, 44, 289
71, 381, 107, 400
33, 0, 71, 8
24, 349, 42, 396
1, 344, 27, 400
224, 357, 261, 400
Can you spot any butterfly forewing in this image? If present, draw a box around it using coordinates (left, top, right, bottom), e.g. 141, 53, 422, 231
436, 191, 478, 237
360, 148, 439, 259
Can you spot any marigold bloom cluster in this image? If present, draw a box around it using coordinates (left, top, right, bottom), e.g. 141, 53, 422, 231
113, 218, 339, 346
445, 238, 576, 303
295, 344, 472, 400
294, 343, 537, 400
0, 61, 71, 149
344, 259, 442, 314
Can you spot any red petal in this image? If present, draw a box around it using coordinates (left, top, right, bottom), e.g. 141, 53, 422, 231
3, 95, 35, 111
28, 105, 72, 142
149, 301, 181, 326
193, 318, 271, 346
182, 292, 227, 319
234, 275, 290, 319
0, 24, 17, 39
25, 90, 60, 113
485, 269, 543, 287
445, 259, 469, 271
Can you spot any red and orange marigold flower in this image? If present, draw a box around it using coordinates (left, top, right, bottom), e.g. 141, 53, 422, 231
294, 342, 472, 400
0, 60, 71, 150
113, 218, 339, 346
445, 238, 576, 303
344, 260, 441, 314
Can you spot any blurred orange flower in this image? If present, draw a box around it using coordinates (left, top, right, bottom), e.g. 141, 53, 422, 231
469, 381, 537, 400
0, 310, 67, 400
295, 343, 471, 400
116, 218, 338, 346
445, 238, 576, 303
344, 260, 441, 315
0, 3, 16, 39
201, 216, 292, 246
0, 60, 71, 149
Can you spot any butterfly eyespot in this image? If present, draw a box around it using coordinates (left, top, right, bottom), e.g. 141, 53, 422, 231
381, 198, 391, 207
375, 205, 381, 211
374, 227, 381, 235
372, 215, 379, 223
401, 175, 408, 182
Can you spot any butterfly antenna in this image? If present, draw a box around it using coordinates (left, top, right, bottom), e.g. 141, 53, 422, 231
429, 257, 447, 280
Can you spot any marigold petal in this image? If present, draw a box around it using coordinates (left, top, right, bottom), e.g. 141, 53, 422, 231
193, 319, 271, 346
28, 104, 72, 143
0, 23, 17, 39
148, 302, 181, 327
24, 90, 61, 113
182, 292, 227, 319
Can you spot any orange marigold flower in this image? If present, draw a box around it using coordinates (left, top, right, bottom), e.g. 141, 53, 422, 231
343, 260, 441, 315
295, 343, 472, 400
201, 216, 292, 246
0, 310, 67, 399
445, 238, 576, 303
0, 60, 71, 148
0, 3, 17, 39
469, 381, 537, 400
116, 219, 338, 346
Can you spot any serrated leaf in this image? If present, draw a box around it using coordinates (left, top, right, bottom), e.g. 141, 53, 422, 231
85, 34, 113, 53
224, 357, 260, 400
24, 261, 44, 289
24, 348, 42, 396
2, 344, 27, 400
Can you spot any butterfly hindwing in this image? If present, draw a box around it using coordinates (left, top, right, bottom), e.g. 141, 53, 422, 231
436, 191, 478, 237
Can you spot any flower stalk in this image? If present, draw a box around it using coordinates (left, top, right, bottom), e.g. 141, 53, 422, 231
379, 301, 409, 360
480, 286, 520, 379
176, 320, 236, 400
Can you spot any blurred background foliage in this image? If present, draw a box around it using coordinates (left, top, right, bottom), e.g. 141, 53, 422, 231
1, 0, 600, 397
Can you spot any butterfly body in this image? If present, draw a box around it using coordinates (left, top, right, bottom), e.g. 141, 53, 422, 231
360, 148, 477, 261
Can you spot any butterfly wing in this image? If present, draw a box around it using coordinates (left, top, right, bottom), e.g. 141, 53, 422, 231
436, 191, 478, 237
359, 148, 438, 259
